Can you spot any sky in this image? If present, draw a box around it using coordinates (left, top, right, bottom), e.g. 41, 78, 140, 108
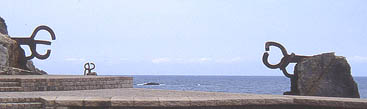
0, 0, 366, 76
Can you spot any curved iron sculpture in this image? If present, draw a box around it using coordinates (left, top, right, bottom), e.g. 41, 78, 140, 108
11, 25, 56, 60
84, 62, 96, 75
262, 41, 310, 95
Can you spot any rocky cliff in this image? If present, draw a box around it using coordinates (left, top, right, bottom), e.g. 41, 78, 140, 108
0, 17, 47, 75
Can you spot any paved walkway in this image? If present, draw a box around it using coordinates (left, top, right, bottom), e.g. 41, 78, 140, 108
1, 88, 367, 108
0, 88, 255, 98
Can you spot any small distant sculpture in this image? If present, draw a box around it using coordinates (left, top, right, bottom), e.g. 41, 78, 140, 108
84, 62, 97, 76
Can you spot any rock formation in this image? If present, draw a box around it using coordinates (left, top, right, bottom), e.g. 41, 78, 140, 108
296, 52, 359, 98
26, 60, 48, 75
0, 17, 47, 75
0, 17, 8, 35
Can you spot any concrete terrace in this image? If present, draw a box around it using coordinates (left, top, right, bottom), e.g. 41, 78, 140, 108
1, 88, 367, 109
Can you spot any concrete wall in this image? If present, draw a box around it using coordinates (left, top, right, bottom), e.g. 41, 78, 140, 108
0, 75, 133, 92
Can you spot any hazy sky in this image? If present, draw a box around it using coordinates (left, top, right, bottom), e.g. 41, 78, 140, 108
1, 0, 366, 76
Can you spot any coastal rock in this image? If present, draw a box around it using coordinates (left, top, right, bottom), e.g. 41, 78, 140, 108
0, 17, 8, 35
0, 19, 24, 68
86, 71, 97, 76
0, 65, 33, 75
296, 52, 360, 98
0, 17, 47, 75
144, 82, 160, 85
0, 39, 8, 66
26, 60, 48, 75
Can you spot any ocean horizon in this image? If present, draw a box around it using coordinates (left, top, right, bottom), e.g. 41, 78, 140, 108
128, 75, 367, 98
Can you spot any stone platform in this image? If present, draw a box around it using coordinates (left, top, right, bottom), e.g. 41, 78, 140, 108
1, 88, 367, 109
0, 75, 132, 92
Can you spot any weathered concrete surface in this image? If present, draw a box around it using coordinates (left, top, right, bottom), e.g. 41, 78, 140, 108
1, 88, 367, 108
0, 97, 42, 109
296, 52, 360, 98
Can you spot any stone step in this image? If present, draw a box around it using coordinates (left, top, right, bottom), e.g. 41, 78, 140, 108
0, 87, 22, 92
0, 102, 42, 109
0, 79, 19, 82
0, 98, 40, 103
0, 82, 20, 87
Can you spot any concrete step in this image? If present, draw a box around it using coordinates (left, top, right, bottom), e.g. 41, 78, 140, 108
0, 79, 19, 82
0, 82, 20, 87
0, 98, 40, 103
0, 102, 42, 109
0, 87, 22, 92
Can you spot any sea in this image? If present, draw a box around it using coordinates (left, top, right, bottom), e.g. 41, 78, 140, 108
132, 75, 367, 98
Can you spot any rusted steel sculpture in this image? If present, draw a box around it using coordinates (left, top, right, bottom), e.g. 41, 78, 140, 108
11, 25, 56, 60
262, 41, 310, 95
84, 62, 97, 75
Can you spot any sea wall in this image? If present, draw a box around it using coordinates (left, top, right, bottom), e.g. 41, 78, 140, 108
0, 75, 132, 92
